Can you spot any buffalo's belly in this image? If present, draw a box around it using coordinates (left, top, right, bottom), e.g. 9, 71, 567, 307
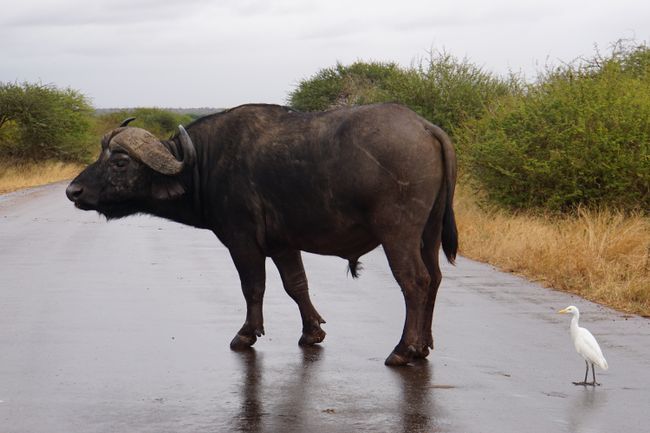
268, 219, 380, 259
298, 234, 380, 259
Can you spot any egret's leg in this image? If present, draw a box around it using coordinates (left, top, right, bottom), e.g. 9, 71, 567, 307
591, 363, 600, 386
573, 360, 589, 385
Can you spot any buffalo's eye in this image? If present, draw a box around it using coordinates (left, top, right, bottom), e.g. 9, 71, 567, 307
110, 152, 131, 169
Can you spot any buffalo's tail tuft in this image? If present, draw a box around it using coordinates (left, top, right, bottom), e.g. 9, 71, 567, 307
441, 187, 458, 265
347, 259, 363, 279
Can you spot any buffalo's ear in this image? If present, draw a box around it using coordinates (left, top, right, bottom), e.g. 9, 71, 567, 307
151, 175, 186, 200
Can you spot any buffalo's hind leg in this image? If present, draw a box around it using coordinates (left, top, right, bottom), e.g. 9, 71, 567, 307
229, 245, 267, 350
382, 236, 432, 366
416, 195, 447, 358
272, 250, 326, 346
417, 233, 442, 359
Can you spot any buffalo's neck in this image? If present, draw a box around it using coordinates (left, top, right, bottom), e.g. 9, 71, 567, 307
152, 138, 206, 228
143, 195, 206, 229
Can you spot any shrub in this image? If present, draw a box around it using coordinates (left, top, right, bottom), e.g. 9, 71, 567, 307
94, 108, 194, 140
288, 61, 402, 112
288, 52, 518, 136
457, 43, 650, 212
383, 52, 520, 136
0, 82, 94, 162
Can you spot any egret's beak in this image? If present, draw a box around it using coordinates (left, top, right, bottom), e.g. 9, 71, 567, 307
558, 308, 568, 314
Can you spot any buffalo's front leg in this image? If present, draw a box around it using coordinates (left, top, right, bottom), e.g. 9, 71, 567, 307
272, 250, 326, 346
229, 246, 267, 350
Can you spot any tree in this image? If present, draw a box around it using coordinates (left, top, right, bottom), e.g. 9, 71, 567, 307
0, 82, 94, 161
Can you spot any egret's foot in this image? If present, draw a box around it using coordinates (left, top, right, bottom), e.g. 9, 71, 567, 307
298, 328, 326, 346
384, 345, 417, 366
572, 381, 599, 387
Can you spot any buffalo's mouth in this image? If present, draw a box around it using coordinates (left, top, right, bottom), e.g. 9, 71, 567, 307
76, 200, 134, 220
74, 201, 96, 211
95, 201, 140, 220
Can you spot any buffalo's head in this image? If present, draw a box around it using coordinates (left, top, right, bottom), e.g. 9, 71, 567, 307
66, 118, 196, 219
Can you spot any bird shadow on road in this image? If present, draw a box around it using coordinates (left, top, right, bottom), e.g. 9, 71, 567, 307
566, 385, 608, 433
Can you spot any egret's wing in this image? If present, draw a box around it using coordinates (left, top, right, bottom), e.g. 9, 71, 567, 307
576, 327, 608, 370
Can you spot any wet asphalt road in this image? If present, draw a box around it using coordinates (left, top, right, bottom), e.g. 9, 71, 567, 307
1, 182, 649, 433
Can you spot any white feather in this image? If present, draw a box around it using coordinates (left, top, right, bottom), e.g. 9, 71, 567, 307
574, 327, 608, 370
560, 305, 609, 372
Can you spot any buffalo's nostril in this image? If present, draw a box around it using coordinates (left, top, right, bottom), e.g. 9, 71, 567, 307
66, 183, 84, 201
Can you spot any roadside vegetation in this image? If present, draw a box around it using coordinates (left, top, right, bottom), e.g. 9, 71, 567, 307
289, 53, 519, 138
0, 159, 84, 195
2, 41, 648, 315
0, 83, 195, 192
0, 82, 94, 162
455, 186, 649, 316
457, 46, 650, 212
289, 41, 649, 316
93, 107, 194, 140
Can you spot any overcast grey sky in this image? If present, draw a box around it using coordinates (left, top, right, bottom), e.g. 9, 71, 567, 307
1, 0, 648, 108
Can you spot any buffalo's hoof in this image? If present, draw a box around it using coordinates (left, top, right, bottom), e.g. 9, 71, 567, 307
230, 333, 257, 351
298, 328, 326, 346
384, 345, 417, 367
385, 352, 410, 366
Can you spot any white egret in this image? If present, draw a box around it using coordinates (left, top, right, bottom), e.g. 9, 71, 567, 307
558, 305, 608, 386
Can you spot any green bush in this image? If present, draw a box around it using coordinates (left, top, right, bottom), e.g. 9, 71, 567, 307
288, 61, 402, 111
457, 43, 650, 212
0, 82, 94, 162
95, 108, 194, 140
288, 52, 518, 136
382, 52, 520, 136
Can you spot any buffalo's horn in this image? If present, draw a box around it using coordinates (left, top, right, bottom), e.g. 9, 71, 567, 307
108, 127, 184, 175
177, 125, 196, 168
119, 117, 137, 127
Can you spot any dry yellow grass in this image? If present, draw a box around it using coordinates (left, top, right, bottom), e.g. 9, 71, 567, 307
455, 185, 650, 317
0, 159, 84, 194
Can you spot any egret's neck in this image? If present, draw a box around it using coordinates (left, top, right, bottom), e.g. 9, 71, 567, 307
570, 312, 580, 336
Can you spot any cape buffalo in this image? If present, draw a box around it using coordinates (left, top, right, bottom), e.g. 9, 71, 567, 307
66, 103, 458, 366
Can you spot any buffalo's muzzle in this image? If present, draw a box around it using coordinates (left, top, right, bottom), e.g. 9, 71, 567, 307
66, 183, 84, 202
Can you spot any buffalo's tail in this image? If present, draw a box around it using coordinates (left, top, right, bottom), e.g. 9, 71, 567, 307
426, 124, 458, 265
441, 190, 458, 265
